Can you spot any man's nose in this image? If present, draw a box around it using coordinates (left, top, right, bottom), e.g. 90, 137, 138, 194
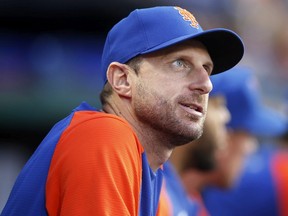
188, 68, 213, 94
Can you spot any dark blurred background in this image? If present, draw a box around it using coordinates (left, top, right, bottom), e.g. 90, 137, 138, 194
1, 0, 288, 211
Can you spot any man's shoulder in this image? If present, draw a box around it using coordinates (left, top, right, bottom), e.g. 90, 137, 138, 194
72, 109, 131, 131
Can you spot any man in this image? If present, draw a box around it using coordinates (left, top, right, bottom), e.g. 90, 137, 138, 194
158, 66, 287, 216
1, 6, 243, 216
202, 67, 288, 216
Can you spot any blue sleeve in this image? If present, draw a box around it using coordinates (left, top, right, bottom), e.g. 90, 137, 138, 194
1, 113, 75, 216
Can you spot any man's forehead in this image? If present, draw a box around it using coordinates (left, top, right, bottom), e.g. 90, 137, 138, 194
143, 39, 209, 58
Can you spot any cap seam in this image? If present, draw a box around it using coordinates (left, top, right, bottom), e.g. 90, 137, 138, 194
136, 9, 150, 52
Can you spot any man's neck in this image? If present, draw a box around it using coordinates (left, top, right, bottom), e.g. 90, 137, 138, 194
103, 96, 173, 172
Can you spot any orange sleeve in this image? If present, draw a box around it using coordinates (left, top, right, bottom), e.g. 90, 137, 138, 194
46, 112, 143, 216
271, 151, 288, 216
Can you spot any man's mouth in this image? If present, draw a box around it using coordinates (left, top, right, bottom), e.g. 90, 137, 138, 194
180, 103, 203, 117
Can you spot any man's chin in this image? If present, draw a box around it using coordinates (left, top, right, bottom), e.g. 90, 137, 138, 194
173, 131, 203, 147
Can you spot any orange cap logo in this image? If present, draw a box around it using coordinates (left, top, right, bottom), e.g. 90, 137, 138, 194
174, 6, 199, 29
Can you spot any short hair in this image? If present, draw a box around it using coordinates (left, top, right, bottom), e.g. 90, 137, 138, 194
100, 55, 143, 106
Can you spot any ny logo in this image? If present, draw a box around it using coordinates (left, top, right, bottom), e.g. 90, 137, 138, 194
174, 6, 199, 29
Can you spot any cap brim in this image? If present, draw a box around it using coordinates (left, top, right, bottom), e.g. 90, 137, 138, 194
141, 28, 244, 75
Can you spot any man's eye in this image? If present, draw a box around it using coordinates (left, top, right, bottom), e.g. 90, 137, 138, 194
172, 60, 186, 68
204, 64, 213, 75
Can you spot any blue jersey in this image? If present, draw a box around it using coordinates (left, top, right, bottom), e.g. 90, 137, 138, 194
202, 144, 288, 216
158, 161, 203, 216
1, 102, 163, 216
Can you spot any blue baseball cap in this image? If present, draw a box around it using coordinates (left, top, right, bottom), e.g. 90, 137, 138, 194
100, 6, 244, 83
210, 66, 287, 137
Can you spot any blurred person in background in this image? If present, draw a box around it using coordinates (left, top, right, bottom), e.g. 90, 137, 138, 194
202, 66, 287, 216
157, 66, 286, 216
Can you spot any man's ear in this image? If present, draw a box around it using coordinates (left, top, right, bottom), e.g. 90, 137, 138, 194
106, 62, 132, 97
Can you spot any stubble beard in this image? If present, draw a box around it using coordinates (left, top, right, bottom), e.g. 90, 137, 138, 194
134, 83, 204, 147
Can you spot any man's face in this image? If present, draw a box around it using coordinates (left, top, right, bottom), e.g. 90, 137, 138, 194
130, 40, 213, 147
215, 130, 258, 188
205, 96, 230, 151
182, 96, 230, 172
